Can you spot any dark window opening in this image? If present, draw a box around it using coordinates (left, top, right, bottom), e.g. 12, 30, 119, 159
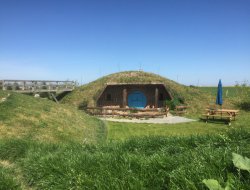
106, 93, 112, 101
159, 93, 164, 101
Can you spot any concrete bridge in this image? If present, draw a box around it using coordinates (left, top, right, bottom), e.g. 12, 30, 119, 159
0, 79, 75, 93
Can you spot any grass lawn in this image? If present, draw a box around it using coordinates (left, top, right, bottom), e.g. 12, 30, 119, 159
1, 129, 250, 189
106, 111, 250, 141
106, 121, 226, 140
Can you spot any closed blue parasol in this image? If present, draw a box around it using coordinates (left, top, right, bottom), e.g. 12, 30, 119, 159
216, 79, 223, 106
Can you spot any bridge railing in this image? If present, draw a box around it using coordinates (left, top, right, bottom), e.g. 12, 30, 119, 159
1, 80, 75, 93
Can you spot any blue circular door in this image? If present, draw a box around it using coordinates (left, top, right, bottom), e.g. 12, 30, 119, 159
128, 91, 147, 108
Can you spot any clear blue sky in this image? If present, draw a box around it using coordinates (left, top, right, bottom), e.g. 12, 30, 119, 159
0, 0, 249, 86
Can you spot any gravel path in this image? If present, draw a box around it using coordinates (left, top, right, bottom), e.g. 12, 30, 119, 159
99, 116, 196, 124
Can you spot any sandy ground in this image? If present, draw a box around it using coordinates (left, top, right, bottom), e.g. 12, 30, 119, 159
99, 115, 196, 124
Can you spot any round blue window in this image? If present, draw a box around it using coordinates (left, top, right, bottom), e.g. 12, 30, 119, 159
128, 91, 147, 109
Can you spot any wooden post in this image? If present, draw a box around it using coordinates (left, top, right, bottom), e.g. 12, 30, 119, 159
22, 81, 25, 91
155, 87, 159, 108
31, 81, 35, 92
65, 82, 68, 89
122, 88, 127, 108
165, 105, 169, 117
13, 81, 16, 91
48, 82, 51, 91
2, 80, 6, 90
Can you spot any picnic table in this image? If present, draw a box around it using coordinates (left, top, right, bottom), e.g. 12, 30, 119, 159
202, 108, 239, 125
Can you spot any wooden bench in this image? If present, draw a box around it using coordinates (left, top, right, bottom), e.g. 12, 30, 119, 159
175, 105, 188, 115
202, 114, 232, 125
202, 108, 239, 125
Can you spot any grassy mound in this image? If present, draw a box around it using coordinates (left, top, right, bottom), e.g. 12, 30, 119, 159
0, 91, 106, 144
62, 71, 208, 114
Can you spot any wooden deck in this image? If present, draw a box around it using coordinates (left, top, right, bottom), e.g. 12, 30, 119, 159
0, 80, 75, 93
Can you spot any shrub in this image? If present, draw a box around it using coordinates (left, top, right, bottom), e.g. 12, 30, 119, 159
78, 100, 88, 110
165, 96, 185, 110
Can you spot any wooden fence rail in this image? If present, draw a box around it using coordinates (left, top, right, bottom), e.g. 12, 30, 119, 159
85, 106, 169, 118
0, 80, 75, 93
86, 107, 161, 112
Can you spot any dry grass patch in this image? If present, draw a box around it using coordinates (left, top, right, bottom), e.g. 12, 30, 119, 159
0, 160, 12, 168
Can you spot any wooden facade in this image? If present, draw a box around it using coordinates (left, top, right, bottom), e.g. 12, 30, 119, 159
97, 83, 172, 108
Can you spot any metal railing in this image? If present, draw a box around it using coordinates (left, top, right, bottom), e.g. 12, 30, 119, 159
0, 80, 75, 93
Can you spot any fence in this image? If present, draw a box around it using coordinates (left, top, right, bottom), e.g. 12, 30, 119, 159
1, 80, 75, 93
85, 107, 169, 118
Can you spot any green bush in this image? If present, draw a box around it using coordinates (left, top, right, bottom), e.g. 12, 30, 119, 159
78, 100, 88, 110
165, 96, 185, 110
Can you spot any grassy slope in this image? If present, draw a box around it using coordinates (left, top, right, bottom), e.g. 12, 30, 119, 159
0, 91, 106, 144
61, 71, 209, 115
0, 91, 107, 189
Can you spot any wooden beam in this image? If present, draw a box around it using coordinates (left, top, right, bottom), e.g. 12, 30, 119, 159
122, 88, 127, 108
155, 87, 159, 108
50, 93, 59, 104
1, 80, 5, 90
22, 81, 25, 91
86, 107, 160, 112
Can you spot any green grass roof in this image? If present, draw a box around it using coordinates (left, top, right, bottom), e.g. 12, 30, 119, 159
61, 71, 208, 114
62, 71, 209, 113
